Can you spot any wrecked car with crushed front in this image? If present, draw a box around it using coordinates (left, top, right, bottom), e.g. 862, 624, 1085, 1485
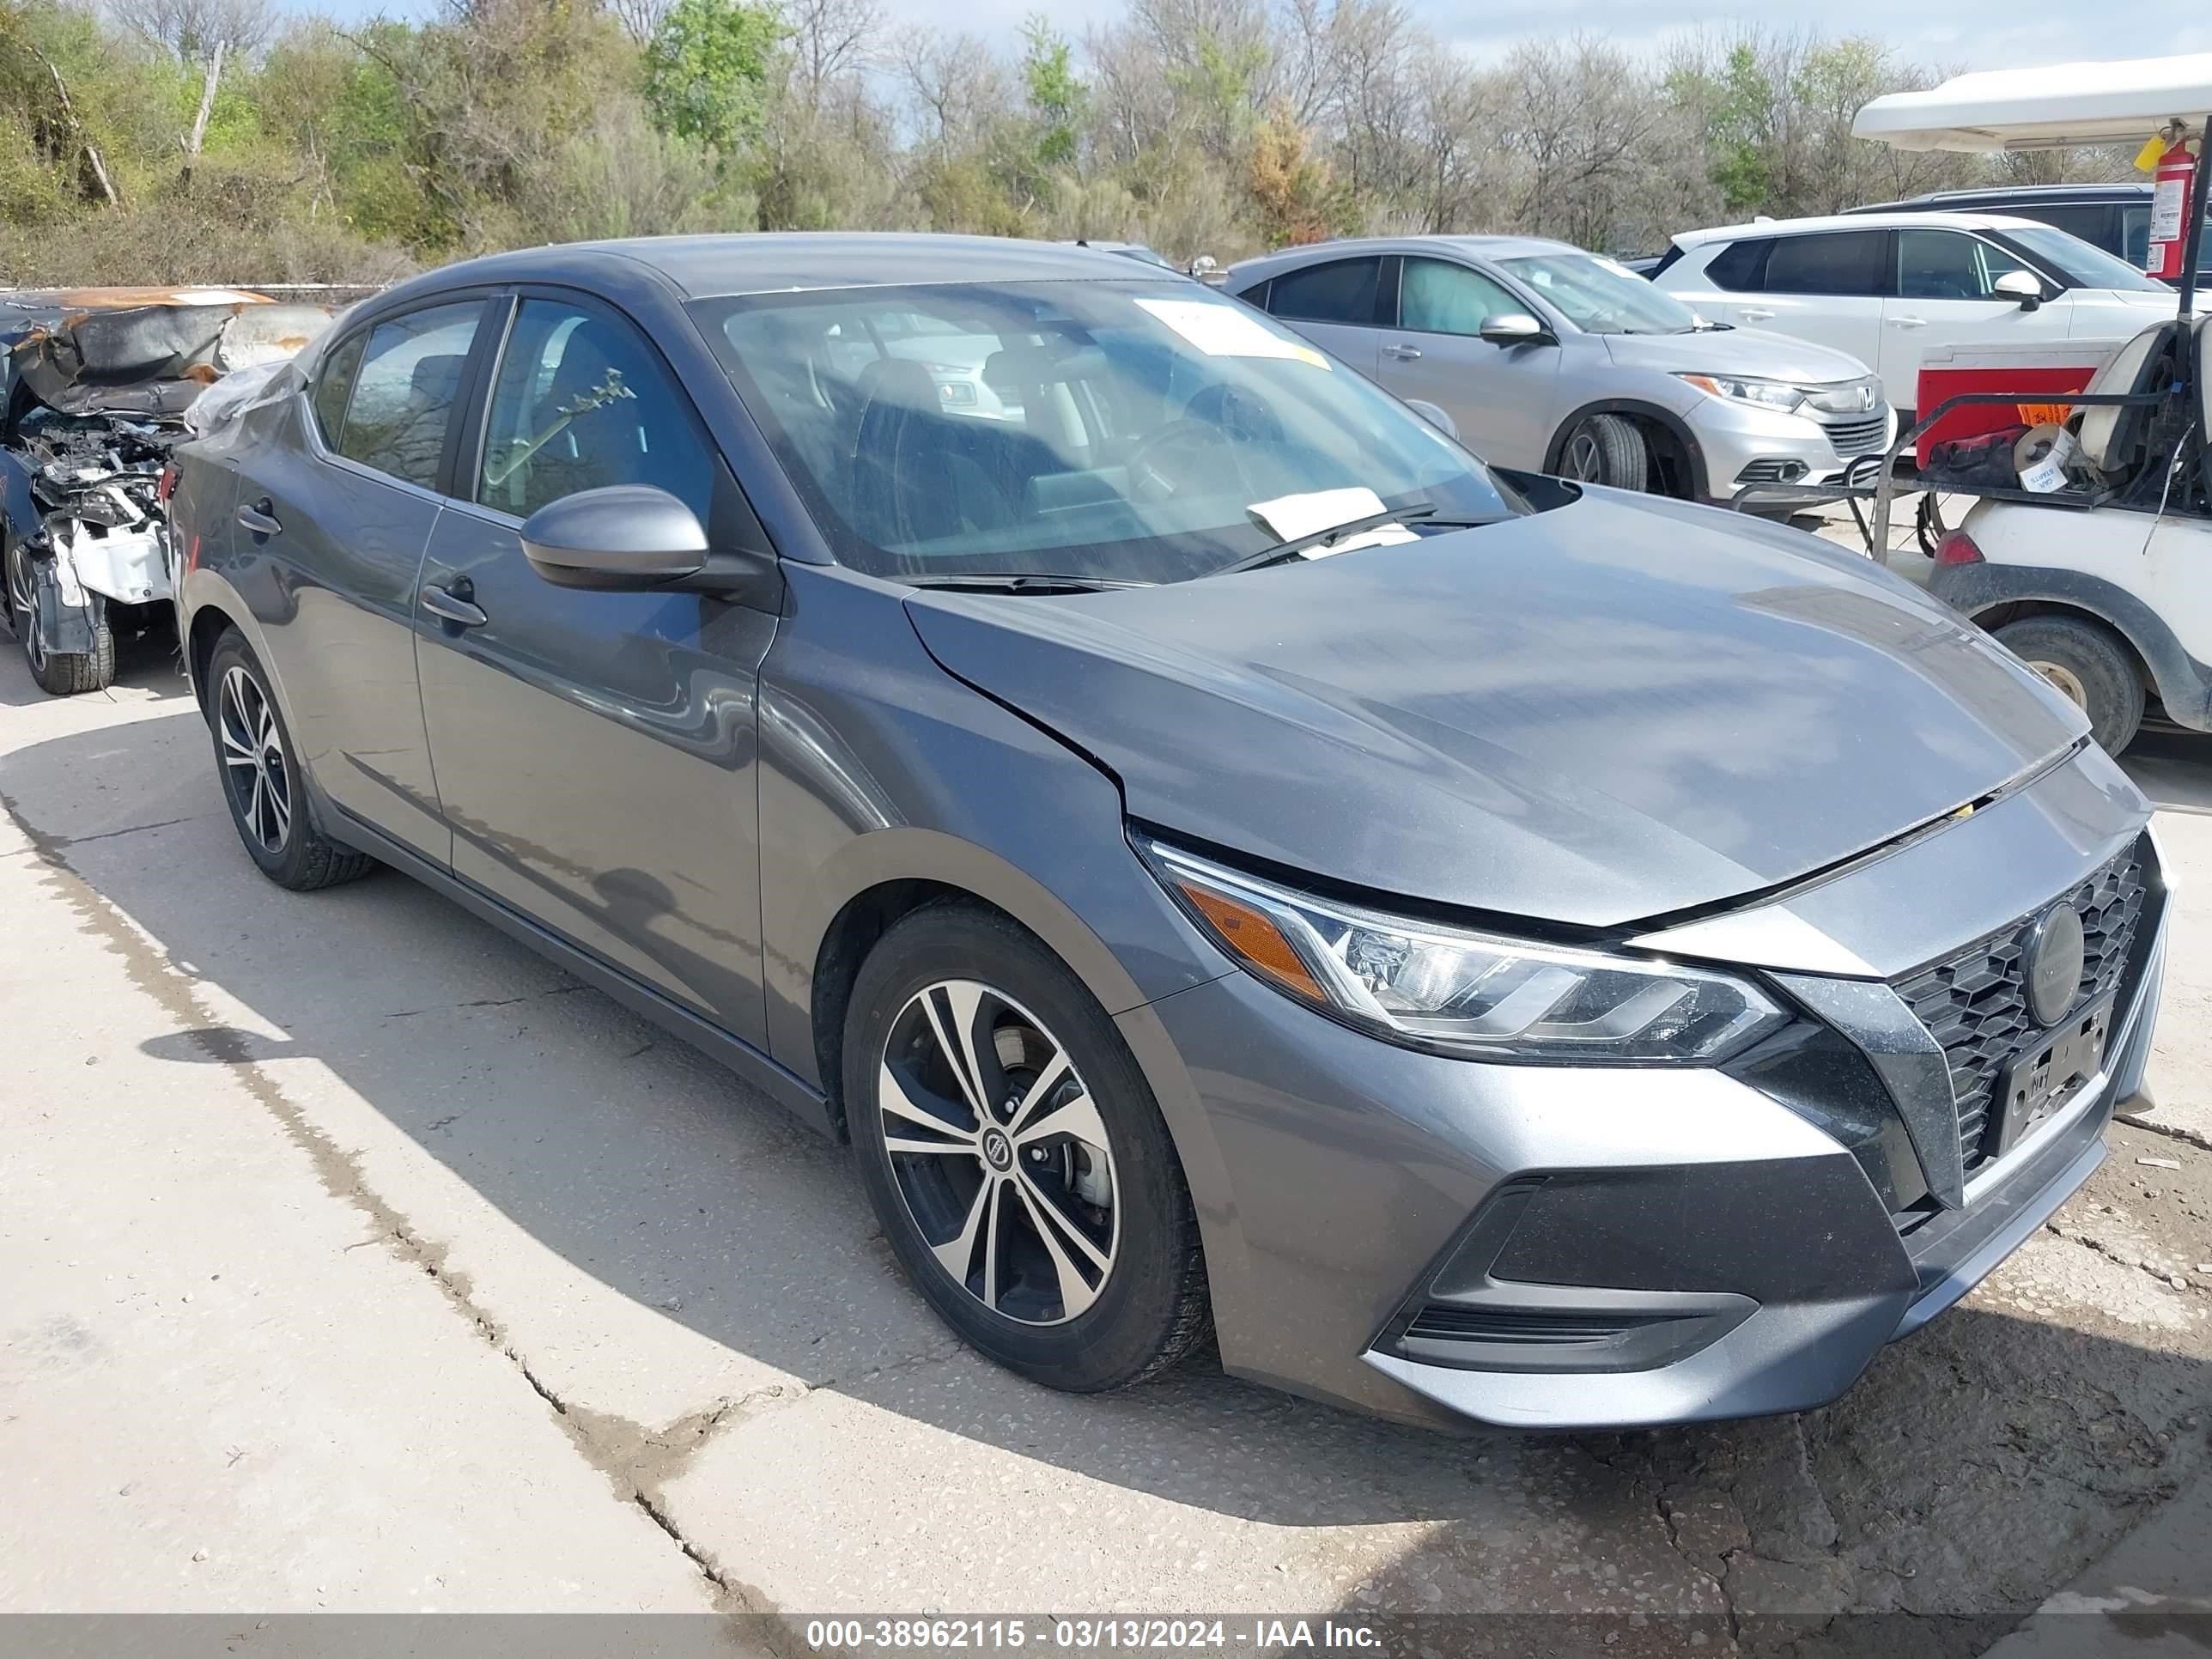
2, 289, 333, 694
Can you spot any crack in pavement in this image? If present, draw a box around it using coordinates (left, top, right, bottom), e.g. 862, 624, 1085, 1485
46, 813, 208, 848
0, 782, 816, 1627
2116, 1109, 2212, 1155
2045, 1221, 2205, 1293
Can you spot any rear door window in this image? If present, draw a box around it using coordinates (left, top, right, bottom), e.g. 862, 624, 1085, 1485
337, 302, 485, 490
1266, 258, 1382, 325
1761, 231, 1891, 297
2021, 204, 2115, 255
475, 297, 715, 523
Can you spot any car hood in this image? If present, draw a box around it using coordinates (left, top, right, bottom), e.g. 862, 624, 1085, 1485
902, 489, 2090, 929
1602, 325, 1876, 386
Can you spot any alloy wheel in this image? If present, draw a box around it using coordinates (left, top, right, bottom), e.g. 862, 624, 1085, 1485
876, 979, 1120, 1326
218, 665, 293, 854
1560, 429, 1603, 481
6, 542, 43, 672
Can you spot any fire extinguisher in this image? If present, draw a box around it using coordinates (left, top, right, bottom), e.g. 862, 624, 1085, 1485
2146, 132, 2198, 281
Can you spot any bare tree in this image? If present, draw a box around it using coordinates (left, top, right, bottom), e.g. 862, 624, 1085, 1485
108, 0, 274, 62
607, 0, 672, 48
785, 0, 883, 112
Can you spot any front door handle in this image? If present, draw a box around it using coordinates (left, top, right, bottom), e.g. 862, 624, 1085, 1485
1739, 307, 1776, 322
421, 583, 488, 628
1382, 343, 1422, 360
1889, 315, 1928, 329
235, 498, 281, 537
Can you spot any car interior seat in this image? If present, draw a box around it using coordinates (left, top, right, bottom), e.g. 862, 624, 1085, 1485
2075, 320, 2184, 481
380, 351, 465, 482
849, 357, 1013, 551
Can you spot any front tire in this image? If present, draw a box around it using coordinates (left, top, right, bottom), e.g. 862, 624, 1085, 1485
1558, 413, 1650, 492
205, 629, 376, 890
845, 902, 1211, 1392
1992, 615, 2144, 756
6, 537, 114, 696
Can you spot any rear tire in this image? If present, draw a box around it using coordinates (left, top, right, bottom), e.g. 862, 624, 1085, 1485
845, 902, 1211, 1393
205, 629, 376, 890
1993, 615, 2144, 756
1557, 413, 1650, 492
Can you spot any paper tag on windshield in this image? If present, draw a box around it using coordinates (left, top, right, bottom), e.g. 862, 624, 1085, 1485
1134, 298, 1328, 368
1249, 488, 1419, 559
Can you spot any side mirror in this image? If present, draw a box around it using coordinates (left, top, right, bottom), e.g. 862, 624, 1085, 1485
1404, 398, 1459, 440
1478, 313, 1556, 348
520, 485, 710, 590
1994, 270, 2046, 311
1188, 254, 1226, 286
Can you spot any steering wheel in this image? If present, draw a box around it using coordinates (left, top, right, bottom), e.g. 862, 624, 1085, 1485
1124, 417, 1255, 506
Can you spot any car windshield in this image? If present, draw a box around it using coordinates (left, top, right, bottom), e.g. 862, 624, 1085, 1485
1496, 252, 1703, 334
695, 281, 1521, 584
2000, 224, 2169, 293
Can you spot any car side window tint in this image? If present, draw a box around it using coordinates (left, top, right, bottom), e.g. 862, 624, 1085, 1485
2120, 204, 2152, 269
1267, 258, 1381, 325
2026, 204, 2112, 252
337, 302, 483, 489
476, 297, 714, 524
1897, 229, 2030, 300
1702, 238, 1771, 291
309, 332, 365, 449
1399, 258, 1525, 335
1762, 231, 1888, 297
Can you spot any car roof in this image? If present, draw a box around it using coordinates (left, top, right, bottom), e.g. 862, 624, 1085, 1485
1670, 210, 2055, 247
1844, 182, 2151, 213
1225, 233, 1584, 283
364, 233, 1167, 306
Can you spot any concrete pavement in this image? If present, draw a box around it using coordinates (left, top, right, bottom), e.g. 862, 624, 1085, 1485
2, 635, 2209, 1654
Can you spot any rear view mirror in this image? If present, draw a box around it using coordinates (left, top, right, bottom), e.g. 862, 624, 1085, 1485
1994, 270, 2045, 311
1479, 313, 1556, 347
1404, 399, 1459, 440
520, 485, 709, 590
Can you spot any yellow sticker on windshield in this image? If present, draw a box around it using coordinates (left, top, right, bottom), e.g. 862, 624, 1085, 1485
1134, 297, 1330, 369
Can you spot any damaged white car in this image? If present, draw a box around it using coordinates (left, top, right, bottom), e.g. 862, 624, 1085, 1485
2, 289, 333, 695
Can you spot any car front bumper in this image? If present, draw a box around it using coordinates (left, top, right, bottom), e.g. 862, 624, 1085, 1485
1117, 796, 2165, 1432
1689, 397, 1896, 504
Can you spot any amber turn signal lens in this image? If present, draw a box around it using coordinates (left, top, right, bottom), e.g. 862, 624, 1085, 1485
1173, 880, 1328, 1003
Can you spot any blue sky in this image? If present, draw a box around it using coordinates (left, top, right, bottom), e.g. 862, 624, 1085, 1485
313, 0, 2212, 71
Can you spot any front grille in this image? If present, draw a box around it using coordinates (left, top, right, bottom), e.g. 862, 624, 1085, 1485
1823, 412, 1891, 456
1893, 846, 2147, 1176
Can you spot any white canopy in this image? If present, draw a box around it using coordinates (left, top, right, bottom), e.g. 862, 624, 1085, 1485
1854, 54, 2212, 152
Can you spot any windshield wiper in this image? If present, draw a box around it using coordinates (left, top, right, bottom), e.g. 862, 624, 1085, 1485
901, 572, 1152, 594
1212, 503, 1437, 576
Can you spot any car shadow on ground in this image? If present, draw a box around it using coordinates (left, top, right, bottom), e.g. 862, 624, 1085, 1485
1, 667, 2207, 1638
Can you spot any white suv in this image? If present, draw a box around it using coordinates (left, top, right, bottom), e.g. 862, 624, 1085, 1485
1651, 210, 2178, 419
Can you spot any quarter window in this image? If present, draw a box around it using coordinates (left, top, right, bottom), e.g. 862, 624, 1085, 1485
309, 332, 364, 449
1701, 238, 1772, 292
337, 302, 484, 490
1761, 231, 1890, 297
1398, 258, 1525, 335
475, 298, 714, 523
1267, 258, 1382, 325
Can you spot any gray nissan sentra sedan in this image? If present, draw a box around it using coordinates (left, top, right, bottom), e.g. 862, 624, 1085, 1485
170, 234, 2169, 1431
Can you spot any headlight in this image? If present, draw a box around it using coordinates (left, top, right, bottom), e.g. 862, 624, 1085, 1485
1141, 839, 1787, 1064
1674, 373, 1808, 413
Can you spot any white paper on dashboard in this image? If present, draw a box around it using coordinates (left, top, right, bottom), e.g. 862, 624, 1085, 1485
1247, 487, 1420, 559
1133, 298, 1330, 368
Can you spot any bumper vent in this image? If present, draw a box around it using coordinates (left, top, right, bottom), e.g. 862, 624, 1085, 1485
1404, 1305, 1664, 1346
1823, 413, 1891, 456
1893, 846, 2148, 1176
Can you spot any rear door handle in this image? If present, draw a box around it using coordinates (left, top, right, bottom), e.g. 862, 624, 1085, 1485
1382, 343, 1422, 360
1739, 307, 1775, 321
235, 498, 281, 537
420, 583, 488, 628
1890, 315, 1928, 329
